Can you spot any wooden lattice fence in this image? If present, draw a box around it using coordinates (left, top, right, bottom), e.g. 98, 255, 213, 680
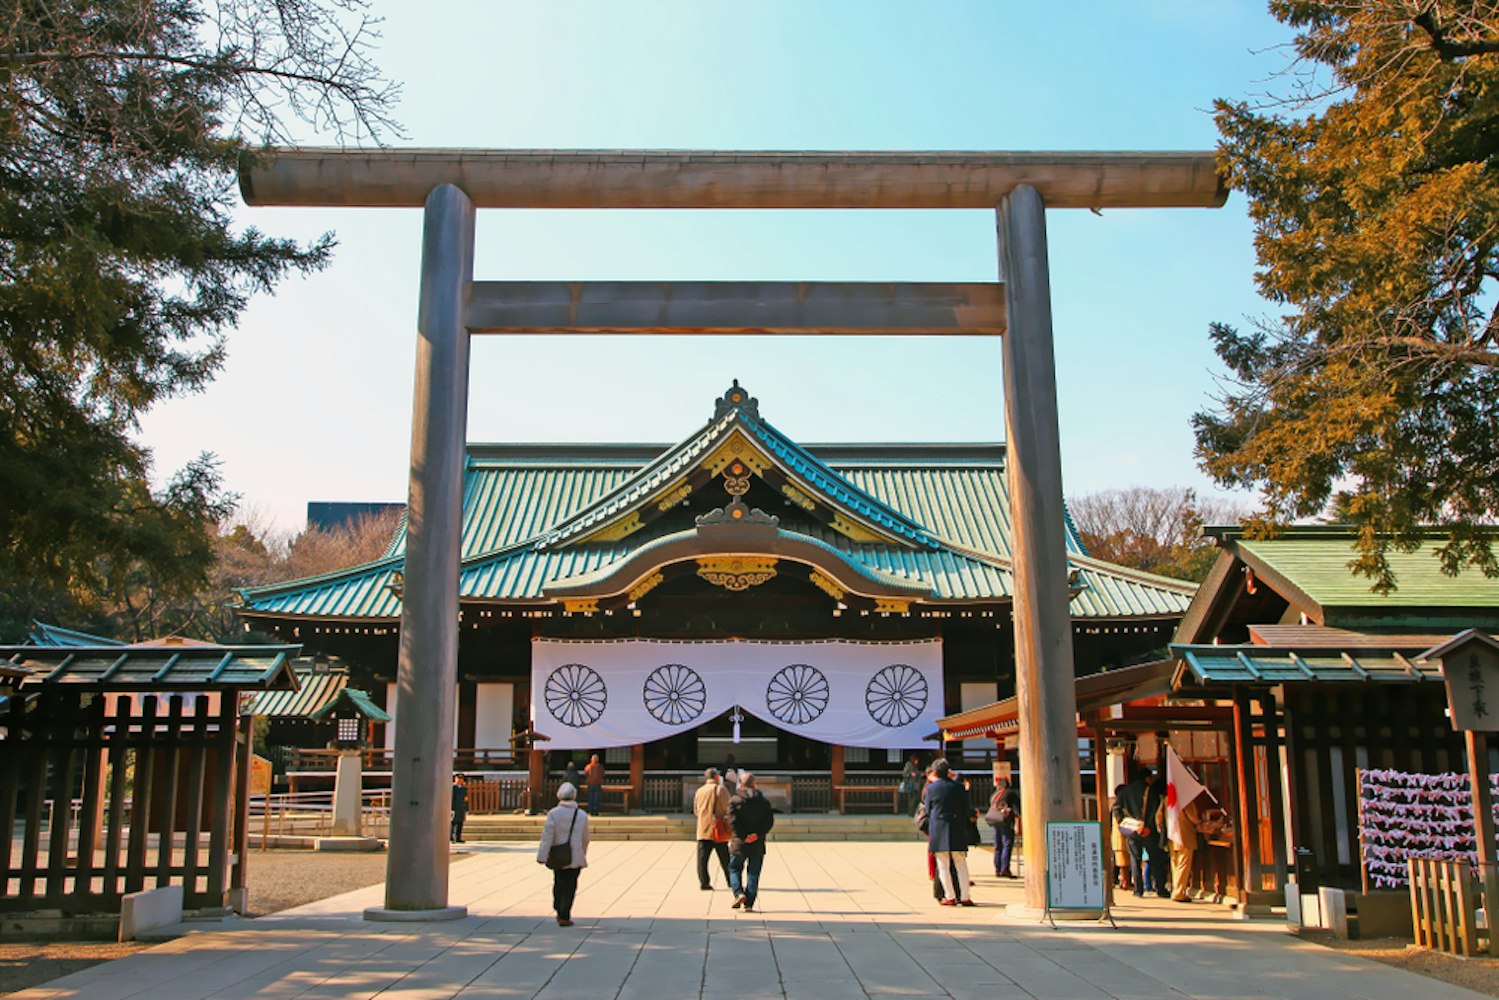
0, 690, 250, 915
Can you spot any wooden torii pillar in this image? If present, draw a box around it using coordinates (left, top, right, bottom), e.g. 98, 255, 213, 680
240, 149, 1227, 915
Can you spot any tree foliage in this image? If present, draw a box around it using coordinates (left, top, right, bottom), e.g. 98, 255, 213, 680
0, 0, 398, 631
171, 506, 403, 642
2, 504, 404, 643
1068, 486, 1247, 582
1199, 0, 1499, 590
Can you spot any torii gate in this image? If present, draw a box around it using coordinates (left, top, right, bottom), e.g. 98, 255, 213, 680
240, 149, 1226, 917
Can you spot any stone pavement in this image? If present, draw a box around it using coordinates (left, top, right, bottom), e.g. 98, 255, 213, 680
12, 841, 1488, 999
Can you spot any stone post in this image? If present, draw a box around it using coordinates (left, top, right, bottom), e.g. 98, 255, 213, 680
997, 184, 1084, 910
331, 749, 364, 837
367, 183, 474, 921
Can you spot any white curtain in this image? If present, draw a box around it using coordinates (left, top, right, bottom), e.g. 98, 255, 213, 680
531, 638, 943, 751
474, 683, 514, 762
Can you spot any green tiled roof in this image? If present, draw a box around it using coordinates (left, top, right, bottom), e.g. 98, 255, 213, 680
249, 665, 391, 721
27, 621, 125, 647
1236, 534, 1499, 609
241, 392, 1194, 622
1173, 643, 1440, 686
533, 410, 934, 549
3, 644, 300, 690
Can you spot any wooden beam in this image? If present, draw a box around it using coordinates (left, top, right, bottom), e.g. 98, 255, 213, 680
240, 148, 1228, 210
466, 281, 1004, 336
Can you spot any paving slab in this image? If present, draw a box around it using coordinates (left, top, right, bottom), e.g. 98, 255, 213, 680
9, 841, 1493, 1000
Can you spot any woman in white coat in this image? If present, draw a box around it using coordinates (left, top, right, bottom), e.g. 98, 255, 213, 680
537, 782, 590, 926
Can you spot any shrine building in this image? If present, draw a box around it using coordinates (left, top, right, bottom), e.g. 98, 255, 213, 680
237, 381, 1194, 809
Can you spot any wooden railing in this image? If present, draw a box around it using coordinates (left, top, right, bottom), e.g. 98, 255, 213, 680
248, 790, 392, 845
1408, 857, 1499, 957
792, 776, 831, 812
285, 747, 515, 771
466, 777, 530, 814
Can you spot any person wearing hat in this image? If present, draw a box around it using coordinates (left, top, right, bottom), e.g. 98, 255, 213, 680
537, 782, 590, 926
923, 758, 975, 906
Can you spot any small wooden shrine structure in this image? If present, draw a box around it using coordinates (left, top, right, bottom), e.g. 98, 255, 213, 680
0, 642, 298, 917
1170, 526, 1499, 904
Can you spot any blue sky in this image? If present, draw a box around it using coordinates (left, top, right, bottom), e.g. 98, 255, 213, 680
139, 1, 1295, 532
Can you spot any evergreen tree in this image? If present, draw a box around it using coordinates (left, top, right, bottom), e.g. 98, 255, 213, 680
0, 0, 398, 635
1198, 1, 1499, 590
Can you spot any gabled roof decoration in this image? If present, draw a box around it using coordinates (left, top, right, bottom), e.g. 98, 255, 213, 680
539, 380, 932, 550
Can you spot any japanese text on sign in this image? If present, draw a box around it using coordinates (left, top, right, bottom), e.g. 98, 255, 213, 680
1046, 821, 1106, 910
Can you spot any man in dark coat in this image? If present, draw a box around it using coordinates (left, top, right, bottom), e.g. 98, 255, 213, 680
450, 773, 469, 844
727, 772, 775, 912
923, 759, 974, 905
1112, 766, 1169, 897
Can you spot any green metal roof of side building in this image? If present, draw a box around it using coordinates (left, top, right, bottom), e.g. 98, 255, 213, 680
1233, 534, 1499, 609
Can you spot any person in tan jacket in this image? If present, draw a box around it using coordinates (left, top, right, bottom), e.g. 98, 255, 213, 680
693, 768, 732, 890
1157, 789, 1204, 903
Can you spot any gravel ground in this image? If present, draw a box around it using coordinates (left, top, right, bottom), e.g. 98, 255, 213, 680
0, 943, 147, 997
244, 848, 398, 916
0, 849, 461, 996
1302, 931, 1499, 997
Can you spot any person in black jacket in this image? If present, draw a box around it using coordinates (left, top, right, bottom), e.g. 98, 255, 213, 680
1111, 766, 1169, 897
727, 772, 776, 912
450, 773, 469, 844
924, 759, 974, 906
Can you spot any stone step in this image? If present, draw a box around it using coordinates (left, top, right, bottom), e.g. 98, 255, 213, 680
463, 830, 926, 842
460, 814, 924, 842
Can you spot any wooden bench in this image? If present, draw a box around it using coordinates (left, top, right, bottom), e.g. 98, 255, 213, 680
833, 785, 901, 813
596, 784, 633, 813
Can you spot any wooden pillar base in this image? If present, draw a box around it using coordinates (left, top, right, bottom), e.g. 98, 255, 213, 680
528, 748, 546, 815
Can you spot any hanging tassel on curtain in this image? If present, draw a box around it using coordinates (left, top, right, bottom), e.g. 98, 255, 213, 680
730, 705, 743, 744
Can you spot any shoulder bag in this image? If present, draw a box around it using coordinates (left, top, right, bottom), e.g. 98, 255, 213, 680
984, 803, 1014, 827
546, 808, 580, 870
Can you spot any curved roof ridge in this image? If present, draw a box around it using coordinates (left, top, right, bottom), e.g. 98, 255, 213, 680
739, 412, 932, 546
1066, 552, 1199, 594
542, 524, 935, 600
537, 412, 731, 547
238, 550, 407, 602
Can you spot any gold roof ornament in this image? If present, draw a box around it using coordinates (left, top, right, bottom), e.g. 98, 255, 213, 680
697, 556, 778, 591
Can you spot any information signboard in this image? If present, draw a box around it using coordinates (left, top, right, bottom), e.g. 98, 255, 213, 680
249, 754, 273, 796
1046, 821, 1106, 911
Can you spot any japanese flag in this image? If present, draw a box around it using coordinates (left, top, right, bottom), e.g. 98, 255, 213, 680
1166, 744, 1211, 848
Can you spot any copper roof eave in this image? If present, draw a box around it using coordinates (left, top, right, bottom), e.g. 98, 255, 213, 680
935, 658, 1177, 740
233, 608, 401, 623
543, 526, 934, 602
4, 645, 302, 691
